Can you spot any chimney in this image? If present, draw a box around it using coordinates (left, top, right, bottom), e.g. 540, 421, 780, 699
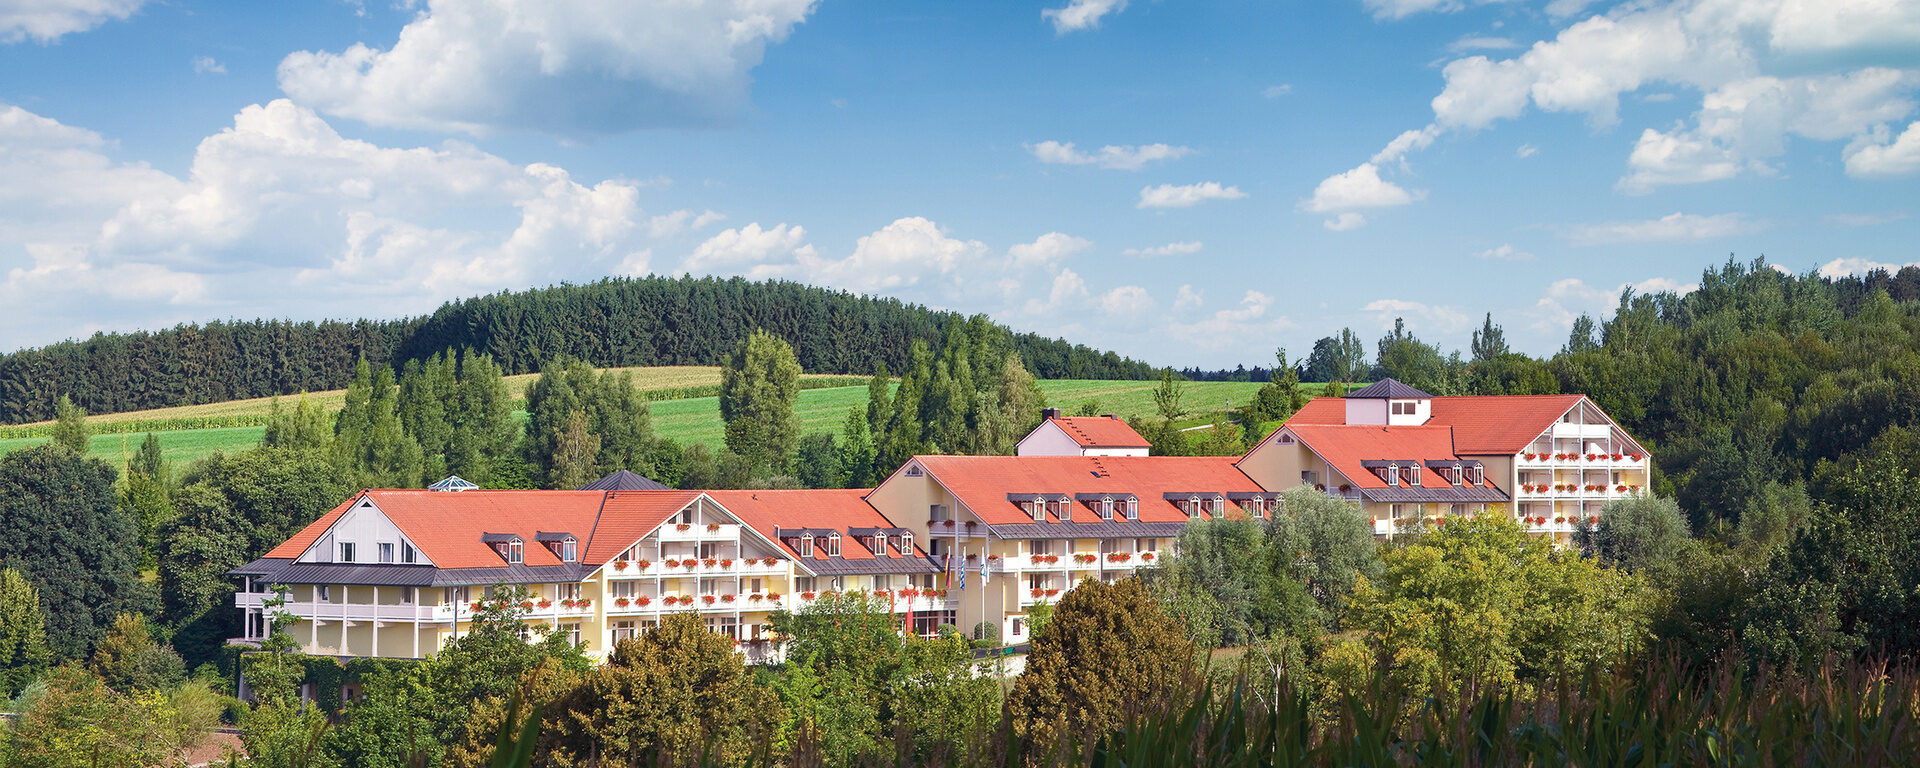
1102, 413, 1119, 420
1042, 407, 1060, 420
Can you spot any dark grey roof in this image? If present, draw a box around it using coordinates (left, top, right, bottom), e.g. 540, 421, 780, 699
987, 521, 1186, 539
1344, 378, 1434, 400
478, 533, 520, 544
1071, 492, 1137, 501
577, 470, 671, 491
774, 527, 843, 538
1224, 491, 1273, 500
1359, 460, 1422, 468
227, 558, 592, 587
534, 531, 576, 542
1006, 492, 1072, 502
848, 527, 913, 536
1358, 485, 1510, 503
1161, 491, 1223, 500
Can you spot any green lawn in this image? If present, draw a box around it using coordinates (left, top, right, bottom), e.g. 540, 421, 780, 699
0, 379, 1308, 465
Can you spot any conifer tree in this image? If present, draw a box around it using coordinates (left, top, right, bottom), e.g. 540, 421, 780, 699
524, 358, 591, 487
977, 352, 1045, 455
0, 444, 147, 660
880, 341, 933, 468
839, 408, 879, 489
865, 360, 891, 452
0, 568, 49, 696
397, 353, 455, 482
447, 350, 518, 485
721, 329, 803, 472
591, 368, 657, 476
122, 433, 174, 571
51, 394, 88, 453
551, 410, 602, 491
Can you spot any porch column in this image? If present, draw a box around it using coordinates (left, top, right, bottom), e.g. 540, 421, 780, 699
341, 585, 350, 652
371, 586, 380, 657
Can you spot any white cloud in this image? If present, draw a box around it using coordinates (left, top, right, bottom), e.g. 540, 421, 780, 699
1617, 127, 1742, 193
0, 99, 699, 348
1028, 140, 1192, 171
646, 209, 725, 238
1042, 0, 1126, 34
192, 56, 226, 75
1302, 162, 1421, 226
1137, 182, 1246, 209
1476, 244, 1533, 260
1324, 212, 1368, 231
1362, 298, 1471, 334
1099, 285, 1154, 316
1845, 120, 1920, 177
1449, 36, 1518, 53
1008, 231, 1092, 266
1048, 268, 1089, 305
683, 222, 812, 273
1527, 275, 1698, 334
1360, 0, 1518, 22
1262, 84, 1293, 99
1371, 125, 1440, 165
277, 0, 818, 136
1816, 257, 1920, 279
1173, 284, 1203, 310
1516, 143, 1538, 158
1167, 290, 1291, 351
1825, 211, 1908, 227
797, 216, 991, 293
1564, 212, 1762, 246
1124, 241, 1202, 257
0, 0, 144, 43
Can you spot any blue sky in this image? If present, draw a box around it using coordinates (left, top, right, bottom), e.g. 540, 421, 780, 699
2, 0, 1918, 368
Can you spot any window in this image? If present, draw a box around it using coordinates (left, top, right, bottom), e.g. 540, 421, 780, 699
612, 620, 637, 643
339, 542, 357, 563
796, 577, 816, 593
560, 622, 581, 647
402, 542, 418, 564
1012, 617, 1026, 637
912, 610, 956, 636
1386, 465, 1399, 486
827, 533, 842, 557
905, 465, 924, 477
1389, 503, 1402, 520
912, 573, 936, 590
1029, 539, 1051, 556
557, 583, 580, 601
874, 533, 888, 555
1248, 496, 1264, 518
1187, 496, 1201, 518
378, 542, 395, 563
1470, 465, 1484, 485
899, 532, 912, 554
1138, 538, 1158, 552
317, 585, 332, 602
676, 507, 695, 525
929, 503, 946, 521
1100, 498, 1114, 520
1060, 499, 1072, 523
1211, 497, 1226, 516
399, 586, 415, 605
1030, 501, 1045, 522
507, 540, 523, 564
750, 577, 763, 593
611, 581, 637, 599
1126, 497, 1138, 520
799, 536, 814, 557
562, 538, 576, 562
1409, 467, 1422, 487
873, 574, 892, 590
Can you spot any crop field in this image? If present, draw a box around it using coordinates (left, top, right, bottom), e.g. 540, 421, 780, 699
0, 371, 1316, 464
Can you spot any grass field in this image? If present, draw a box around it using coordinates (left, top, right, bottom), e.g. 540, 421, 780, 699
0, 372, 1308, 466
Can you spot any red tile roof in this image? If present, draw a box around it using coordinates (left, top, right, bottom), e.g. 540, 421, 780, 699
1045, 416, 1151, 448
264, 489, 698, 570
706, 489, 928, 565
1281, 425, 1461, 489
909, 455, 1262, 525
1276, 395, 1585, 456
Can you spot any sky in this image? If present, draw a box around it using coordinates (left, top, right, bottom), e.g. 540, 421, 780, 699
2, 0, 1918, 369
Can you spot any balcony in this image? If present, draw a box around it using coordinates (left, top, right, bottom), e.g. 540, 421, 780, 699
926, 520, 989, 539
1019, 587, 1065, 607
658, 523, 740, 542
605, 555, 786, 578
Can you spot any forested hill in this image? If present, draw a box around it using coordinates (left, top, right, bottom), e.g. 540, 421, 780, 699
0, 276, 1156, 424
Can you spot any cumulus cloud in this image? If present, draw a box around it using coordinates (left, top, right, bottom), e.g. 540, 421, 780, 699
1123, 241, 1202, 257
1362, 298, 1471, 335
1137, 182, 1247, 209
192, 56, 226, 75
1173, 284, 1203, 310
1301, 162, 1420, 229
1371, 125, 1440, 165
1100, 285, 1154, 316
1845, 121, 1920, 177
1324, 213, 1368, 231
1528, 275, 1699, 334
1167, 290, 1291, 351
1, 0, 144, 43
683, 223, 812, 273
1360, 0, 1516, 22
1564, 212, 1763, 246
1516, 143, 1538, 158
1028, 140, 1191, 171
0, 99, 694, 349
1262, 84, 1293, 98
1008, 231, 1092, 266
1042, 0, 1126, 34
1816, 257, 1920, 279
277, 0, 818, 136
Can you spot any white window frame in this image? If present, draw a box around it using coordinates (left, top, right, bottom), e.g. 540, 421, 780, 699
900, 532, 913, 553
1060, 498, 1072, 523
1031, 501, 1045, 522
507, 540, 523, 564
874, 533, 888, 555
402, 542, 417, 564
1126, 497, 1138, 520
317, 585, 332, 602
378, 542, 394, 563
1386, 464, 1399, 487
339, 541, 357, 563
562, 538, 577, 562
827, 533, 842, 557
1409, 467, 1422, 487
799, 536, 814, 557
1248, 496, 1264, 518
1100, 498, 1114, 520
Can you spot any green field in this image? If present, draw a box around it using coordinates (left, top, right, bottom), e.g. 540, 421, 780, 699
0, 378, 1295, 466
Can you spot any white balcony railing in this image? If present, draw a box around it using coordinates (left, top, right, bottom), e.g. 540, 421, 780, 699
658, 523, 741, 542
605, 555, 787, 578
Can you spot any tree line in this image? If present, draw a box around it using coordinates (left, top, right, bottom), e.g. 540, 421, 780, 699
0, 275, 1156, 425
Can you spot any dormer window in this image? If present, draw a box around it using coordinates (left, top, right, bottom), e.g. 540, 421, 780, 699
1187, 496, 1201, 518
1030, 501, 1045, 522
506, 540, 522, 564
1126, 497, 1138, 520
561, 537, 576, 562
1060, 499, 1072, 523
1408, 467, 1422, 487
827, 533, 842, 557
1469, 465, 1484, 485
875, 533, 888, 555
1100, 498, 1114, 521
799, 535, 814, 557
402, 542, 418, 564
899, 532, 912, 554
1386, 464, 1399, 487
905, 465, 924, 477
1248, 496, 1265, 519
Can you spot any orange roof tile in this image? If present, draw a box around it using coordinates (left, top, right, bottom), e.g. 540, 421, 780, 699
1282, 425, 1460, 489
1045, 416, 1151, 448
706, 489, 928, 564
583, 490, 703, 564
909, 454, 1263, 525
266, 489, 653, 569
264, 495, 359, 559
1275, 394, 1586, 456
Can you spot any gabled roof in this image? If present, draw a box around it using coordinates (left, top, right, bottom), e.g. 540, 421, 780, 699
1042, 416, 1151, 449
1278, 394, 1588, 456
582, 490, 703, 564
907, 455, 1262, 526
705, 490, 938, 574
1282, 425, 1461, 490
265, 490, 617, 569
1345, 378, 1433, 399
578, 469, 672, 491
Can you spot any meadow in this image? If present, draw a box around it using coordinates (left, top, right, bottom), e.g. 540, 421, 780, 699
0, 370, 1280, 467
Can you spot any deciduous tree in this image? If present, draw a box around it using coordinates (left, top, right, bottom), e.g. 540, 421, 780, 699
1007, 578, 1193, 752
0, 568, 50, 696
0, 445, 150, 660
721, 329, 803, 472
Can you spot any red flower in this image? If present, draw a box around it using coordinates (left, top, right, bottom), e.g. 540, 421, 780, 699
1555, 516, 1566, 523
470, 601, 483, 611
766, 593, 781, 600
519, 601, 534, 610
902, 588, 920, 598
665, 559, 680, 568
1031, 588, 1044, 598
637, 596, 652, 606
1045, 588, 1060, 597
1611, 453, 1623, 460
802, 591, 817, 600
614, 559, 630, 570
637, 559, 651, 569
577, 599, 590, 608
1142, 552, 1156, 561
615, 597, 631, 607
987, 554, 1001, 560
722, 594, 736, 603
537, 599, 552, 608
703, 558, 717, 568
707, 523, 721, 532
676, 523, 691, 531
702, 595, 717, 605
749, 593, 764, 601
942, 520, 955, 527
720, 558, 733, 567
1616, 485, 1628, 492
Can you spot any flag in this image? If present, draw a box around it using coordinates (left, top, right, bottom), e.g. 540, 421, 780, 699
958, 562, 967, 591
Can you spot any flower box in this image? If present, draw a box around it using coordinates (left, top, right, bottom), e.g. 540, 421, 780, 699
721, 594, 736, 603
470, 601, 483, 611
901, 588, 920, 598
703, 558, 718, 568
537, 599, 552, 608
766, 593, 780, 600
987, 554, 1001, 560
965, 520, 978, 528
615, 598, 631, 607
1031, 588, 1045, 598
1586, 453, 1598, 461
707, 523, 721, 532
1523, 453, 1537, 460
637, 559, 652, 569
720, 558, 733, 567
1628, 453, 1642, 461
802, 591, 817, 601
1142, 552, 1156, 561
683, 561, 697, 570
665, 559, 681, 568
1314, 484, 1327, 491
966, 553, 978, 561
702, 595, 717, 605
559, 599, 576, 609
520, 601, 534, 610
1555, 516, 1566, 524
1616, 485, 1628, 492
676, 523, 691, 531
1611, 453, 1624, 461
928, 589, 945, 597
636, 596, 652, 606
614, 559, 630, 570
1045, 588, 1060, 597
1338, 484, 1352, 492
942, 520, 955, 527
749, 593, 764, 601
576, 599, 590, 608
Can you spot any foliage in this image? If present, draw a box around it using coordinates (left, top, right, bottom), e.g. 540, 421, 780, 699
1267, 487, 1382, 623
4, 664, 221, 768
1576, 494, 1691, 579
1300, 329, 1367, 384
50, 394, 88, 453
540, 613, 780, 767
121, 432, 175, 570
0, 444, 151, 661
332, 357, 425, 488
1373, 317, 1449, 394
792, 432, 840, 488
1345, 516, 1650, 700
1007, 578, 1194, 752
721, 328, 804, 471
524, 358, 661, 488
0, 568, 50, 696
88, 613, 185, 693
1150, 518, 1270, 649
262, 396, 333, 452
